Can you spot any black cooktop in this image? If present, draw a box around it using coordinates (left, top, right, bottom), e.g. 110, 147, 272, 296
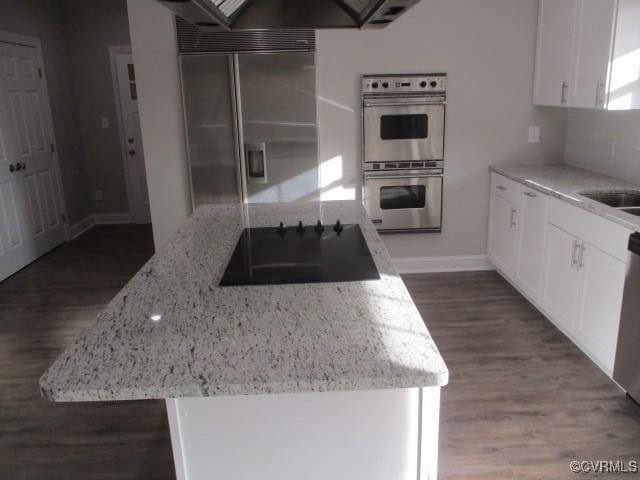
219, 221, 380, 286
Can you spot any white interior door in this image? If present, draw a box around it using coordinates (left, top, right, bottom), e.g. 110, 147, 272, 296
114, 52, 150, 224
0, 40, 65, 281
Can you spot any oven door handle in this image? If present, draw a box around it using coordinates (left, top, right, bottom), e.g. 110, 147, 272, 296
364, 173, 443, 180
364, 101, 446, 108
363, 96, 446, 107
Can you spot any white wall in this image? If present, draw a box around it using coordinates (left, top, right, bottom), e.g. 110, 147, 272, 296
127, 0, 567, 258
316, 0, 567, 259
564, 109, 640, 183
127, 0, 191, 249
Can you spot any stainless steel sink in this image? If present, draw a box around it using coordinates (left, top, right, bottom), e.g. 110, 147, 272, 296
621, 207, 640, 217
580, 190, 640, 208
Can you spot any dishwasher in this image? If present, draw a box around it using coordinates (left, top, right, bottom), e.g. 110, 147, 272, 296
613, 232, 640, 404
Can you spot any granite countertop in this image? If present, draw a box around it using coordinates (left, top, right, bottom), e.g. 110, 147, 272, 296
490, 164, 640, 232
40, 201, 449, 402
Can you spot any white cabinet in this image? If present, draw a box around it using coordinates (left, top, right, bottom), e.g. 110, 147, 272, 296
568, 0, 617, 108
488, 194, 519, 275
541, 224, 626, 372
487, 172, 630, 376
575, 242, 626, 372
533, 0, 578, 106
516, 188, 549, 298
541, 224, 582, 332
533, 0, 640, 110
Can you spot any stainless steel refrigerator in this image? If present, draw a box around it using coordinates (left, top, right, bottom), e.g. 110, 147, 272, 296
180, 49, 318, 207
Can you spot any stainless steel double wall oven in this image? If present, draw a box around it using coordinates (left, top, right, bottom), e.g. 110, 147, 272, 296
362, 74, 446, 232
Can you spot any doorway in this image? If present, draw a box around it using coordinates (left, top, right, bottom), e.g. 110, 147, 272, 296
109, 47, 151, 224
0, 32, 68, 281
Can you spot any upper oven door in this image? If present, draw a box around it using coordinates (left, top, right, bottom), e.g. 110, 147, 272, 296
363, 96, 444, 163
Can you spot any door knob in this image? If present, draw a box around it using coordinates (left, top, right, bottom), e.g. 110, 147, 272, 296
9, 164, 15, 172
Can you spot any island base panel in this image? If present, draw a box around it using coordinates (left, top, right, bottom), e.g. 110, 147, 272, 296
166, 387, 440, 480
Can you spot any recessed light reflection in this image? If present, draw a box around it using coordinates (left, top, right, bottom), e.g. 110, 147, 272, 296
150, 314, 162, 322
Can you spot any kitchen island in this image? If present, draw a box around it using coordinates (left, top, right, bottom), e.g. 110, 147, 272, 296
40, 200, 448, 480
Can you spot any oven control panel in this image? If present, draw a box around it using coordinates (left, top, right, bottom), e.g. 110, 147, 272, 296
362, 74, 446, 94
363, 161, 444, 172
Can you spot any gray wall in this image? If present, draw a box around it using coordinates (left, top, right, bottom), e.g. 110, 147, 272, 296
316, 0, 568, 259
0, 0, 91, 225
564, 109, 640, 183
61, 0, 132, 216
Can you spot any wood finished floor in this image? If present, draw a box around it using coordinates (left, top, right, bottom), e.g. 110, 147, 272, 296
403, 272, 640, 479
1, 225, 639, 479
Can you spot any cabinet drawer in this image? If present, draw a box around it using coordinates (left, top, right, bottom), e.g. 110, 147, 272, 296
490, 173, 521, 205
547, 197, 632, 262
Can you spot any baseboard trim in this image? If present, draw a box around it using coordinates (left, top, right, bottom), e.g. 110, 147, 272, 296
68, 212, 132, 240
94, 212, 131, 225
69, 215, 95, 240
392, 255, 494, 274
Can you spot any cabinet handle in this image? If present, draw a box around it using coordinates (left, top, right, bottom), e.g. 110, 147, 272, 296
577, 243, 586, 270
496, 185, 507, 191
561, 81, 568, 105
595, 81, 605, 107
524, 191, 537, 198
571, 240, 579, 267
510, 208, 517, 228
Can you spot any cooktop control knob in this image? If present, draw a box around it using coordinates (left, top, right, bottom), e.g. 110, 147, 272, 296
333, 220, 343, 235
382, 82, 389, 88
371, 82, 379, 89
420, 81, 427, 88
314, 220, 324, 236
277, 222, 287, 237
296, 221, 306, 236
430, 80, 438, 88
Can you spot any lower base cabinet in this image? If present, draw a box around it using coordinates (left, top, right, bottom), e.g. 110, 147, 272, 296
542, 223, 625, 372
488, 173, 630, 376
542, 223, 582, 333
575, 242, 626, 372
516, 188, 549, 298
488, 194, 519, 275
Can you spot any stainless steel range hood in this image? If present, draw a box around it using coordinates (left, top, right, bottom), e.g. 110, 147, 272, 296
157, 0, 421, 30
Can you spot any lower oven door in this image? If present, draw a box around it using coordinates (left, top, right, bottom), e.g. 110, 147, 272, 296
363, 173, 442, 232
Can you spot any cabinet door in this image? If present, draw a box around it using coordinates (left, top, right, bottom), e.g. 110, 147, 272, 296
488, 194, 519, 275
542, 224, 581, 332
533, 0, 579, 106
575, 242, 626, 373
568, 0, 617, 108
516, 189, 548, 299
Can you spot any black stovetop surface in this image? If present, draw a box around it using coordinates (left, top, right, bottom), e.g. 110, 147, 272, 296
219, 221, 380, 286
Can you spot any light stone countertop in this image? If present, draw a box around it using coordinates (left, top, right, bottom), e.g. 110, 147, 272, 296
490, 164, 640, 232
40, 201, 449, 402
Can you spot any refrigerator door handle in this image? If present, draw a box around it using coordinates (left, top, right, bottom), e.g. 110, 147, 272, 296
245, 142, 267, 184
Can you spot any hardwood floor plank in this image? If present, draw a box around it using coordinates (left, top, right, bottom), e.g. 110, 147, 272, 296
403, 271, 640, 479
0, 225, 175, 480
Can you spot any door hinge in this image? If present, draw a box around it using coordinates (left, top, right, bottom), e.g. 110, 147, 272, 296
38, 68, 43, 79
61, 212, 67, 223
50, 143, 55, 153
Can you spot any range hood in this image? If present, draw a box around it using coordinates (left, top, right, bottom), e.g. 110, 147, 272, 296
158, 0, 421, 30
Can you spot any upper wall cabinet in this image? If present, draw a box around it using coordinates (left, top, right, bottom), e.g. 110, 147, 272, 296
533, 0, 640, 110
